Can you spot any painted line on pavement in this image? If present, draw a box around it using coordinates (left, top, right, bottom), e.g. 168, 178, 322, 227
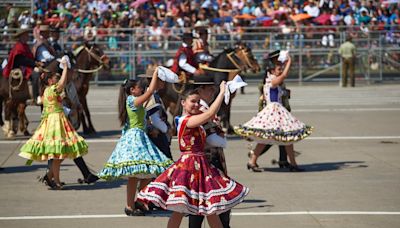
1, 136, 400, 144
1, 211, 400, 220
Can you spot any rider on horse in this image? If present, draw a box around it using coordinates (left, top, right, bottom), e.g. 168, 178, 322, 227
3, 29, 38, 80
2, 28, 42, 138
193, 23, 213, 65
171, 32, 204, 82
32, 24, 57, 105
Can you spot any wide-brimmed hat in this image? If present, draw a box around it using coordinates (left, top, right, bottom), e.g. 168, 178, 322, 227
193, 74, 215, 85
13, 28, 30, 38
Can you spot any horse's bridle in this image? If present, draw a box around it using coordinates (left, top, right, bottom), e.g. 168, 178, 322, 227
227, 48, 255, 71
77, 46, 107, 74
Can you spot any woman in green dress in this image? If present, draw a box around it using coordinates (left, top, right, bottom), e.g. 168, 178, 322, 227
19, 58, 88, 189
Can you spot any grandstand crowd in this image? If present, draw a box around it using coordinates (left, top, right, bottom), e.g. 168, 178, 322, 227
1, 0, 399, 41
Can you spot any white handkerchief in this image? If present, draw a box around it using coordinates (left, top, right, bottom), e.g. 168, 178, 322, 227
224, 75, 248, 104
63, 106, 71, 116
278, 50, 289, 63
157, 66, 179, 83
57, 55, 71, 69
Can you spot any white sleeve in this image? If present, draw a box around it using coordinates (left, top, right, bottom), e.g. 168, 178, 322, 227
38, 46, 55, 62
178, 54, 197, 74
206, 133, 227, 148
149, 111, 168, 133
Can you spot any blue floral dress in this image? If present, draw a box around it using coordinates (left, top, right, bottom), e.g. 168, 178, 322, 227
98, 95, 173, 180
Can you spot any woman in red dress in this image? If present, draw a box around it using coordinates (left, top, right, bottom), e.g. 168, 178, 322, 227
138, 82, 249, 228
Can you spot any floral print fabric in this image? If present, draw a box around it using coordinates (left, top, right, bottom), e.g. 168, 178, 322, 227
19, 84, 88, 161
137, 116, 249, 215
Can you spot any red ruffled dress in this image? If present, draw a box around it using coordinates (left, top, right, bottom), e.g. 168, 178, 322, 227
138, 116, 249, 215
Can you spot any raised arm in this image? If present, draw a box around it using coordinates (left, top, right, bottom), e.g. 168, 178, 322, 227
134, 67, 158, 107
56, 60, 68, 92
186, 81, 226, 128
271, 56, 292, 87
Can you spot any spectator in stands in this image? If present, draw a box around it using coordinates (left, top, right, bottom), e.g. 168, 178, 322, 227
6, 3, 18, 26
148, 21, 162, 49
304, 0, 320, 18
359, 9, 371, 25
18, 10, 35, 29
68, 21, 83, 43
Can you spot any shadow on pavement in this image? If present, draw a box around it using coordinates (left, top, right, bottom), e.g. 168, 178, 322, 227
0, 164, 74, 174
235, 199, 273, 210
145, 210, 172, 217
61, 179, 126, 190
262, 161, 367, 172
80, 130, 121, 138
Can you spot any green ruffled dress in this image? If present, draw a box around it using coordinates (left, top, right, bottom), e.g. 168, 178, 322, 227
19, 84, 88, 161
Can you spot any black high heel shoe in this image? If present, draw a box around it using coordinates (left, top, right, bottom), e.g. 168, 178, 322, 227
85, 174, 99, 184
39, 175, 56, 189
279, 161, 291, 169
134, 201, 149, 212
124, 207, 145, 216
247, 163, 262, 172
289, 165, 305, 172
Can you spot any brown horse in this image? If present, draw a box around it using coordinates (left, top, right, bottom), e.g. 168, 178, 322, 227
159, 43, 260, 134
44, 42, 109, 135
0, 68, 31, 138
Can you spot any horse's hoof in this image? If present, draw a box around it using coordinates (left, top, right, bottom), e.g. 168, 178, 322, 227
23, 131, 31, 136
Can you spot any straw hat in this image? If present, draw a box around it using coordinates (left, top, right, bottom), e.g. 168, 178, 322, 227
13, 28, 30, 39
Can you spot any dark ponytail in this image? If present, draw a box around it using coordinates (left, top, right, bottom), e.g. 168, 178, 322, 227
40, 72, 60, 96
118, 79, 139, 126
263, 59, 277, 85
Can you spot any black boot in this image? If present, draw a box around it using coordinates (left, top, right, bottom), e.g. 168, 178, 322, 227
85, 173, 99, 184
278, 146, 290, 168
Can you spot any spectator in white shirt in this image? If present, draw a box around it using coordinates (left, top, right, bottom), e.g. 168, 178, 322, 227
304, 1, 320, 18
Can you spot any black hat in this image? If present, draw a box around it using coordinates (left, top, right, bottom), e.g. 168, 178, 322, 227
263, 50, 281, 69
266, 50, 280, 61
181, 32, 194, 40
193, 74, 214, 85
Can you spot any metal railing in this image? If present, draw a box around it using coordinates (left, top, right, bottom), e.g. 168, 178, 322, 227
0, 26, 399, 84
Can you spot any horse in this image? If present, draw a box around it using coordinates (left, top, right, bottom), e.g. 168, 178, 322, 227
44, 42, 109, 135
159, 42, 260, 134
0, 68, 31, 138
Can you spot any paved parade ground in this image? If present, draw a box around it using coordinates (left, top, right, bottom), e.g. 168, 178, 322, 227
1, 82, 400, 228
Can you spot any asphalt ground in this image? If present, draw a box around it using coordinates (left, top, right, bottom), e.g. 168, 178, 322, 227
0, 82, 399, 228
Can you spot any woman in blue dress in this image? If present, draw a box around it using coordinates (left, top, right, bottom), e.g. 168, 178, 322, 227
98, 68, 173, 216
